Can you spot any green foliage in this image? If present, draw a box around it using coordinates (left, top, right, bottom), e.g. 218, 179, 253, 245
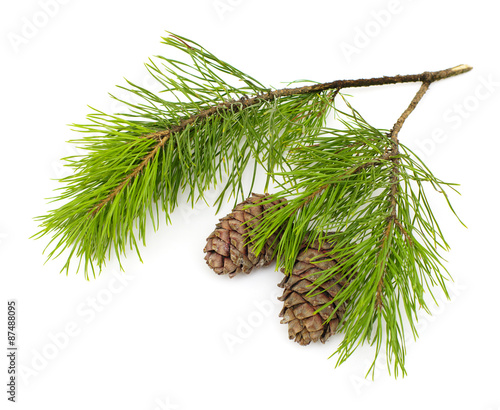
34, 32, 463, 378
251, 98, 462, 377
34, 33, 332, 277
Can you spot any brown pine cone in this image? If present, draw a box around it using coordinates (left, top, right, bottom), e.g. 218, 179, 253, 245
203, 193, 287, 278
278, 236, 349, 345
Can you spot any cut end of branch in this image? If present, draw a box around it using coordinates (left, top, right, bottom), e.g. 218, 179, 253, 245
430, 64, 473, 82
451, 64, 473, 74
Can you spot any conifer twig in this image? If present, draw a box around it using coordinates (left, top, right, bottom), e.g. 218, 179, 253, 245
250, 76, 470, 377
91, 65, 471, 216
376, 81, 431, 309
34, 32, 473, 378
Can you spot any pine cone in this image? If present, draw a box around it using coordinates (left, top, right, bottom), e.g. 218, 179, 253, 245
278, 236, 348, 345
204, 193, 287, 277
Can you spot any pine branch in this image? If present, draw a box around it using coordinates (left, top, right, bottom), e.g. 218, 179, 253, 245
34, 33, 336, 277
34, 32, 471, 378
251, 89, 468, 378
376, 81, 431, 310
34, 30, 470, 278
93, 65, 470, 216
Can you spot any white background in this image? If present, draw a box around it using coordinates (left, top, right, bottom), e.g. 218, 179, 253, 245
1, 0, 499, 409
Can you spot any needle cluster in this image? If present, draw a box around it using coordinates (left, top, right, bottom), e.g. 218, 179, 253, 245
251, 98, 462, 376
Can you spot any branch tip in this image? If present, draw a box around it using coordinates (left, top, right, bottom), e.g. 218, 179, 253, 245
451, 64, 473, 74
